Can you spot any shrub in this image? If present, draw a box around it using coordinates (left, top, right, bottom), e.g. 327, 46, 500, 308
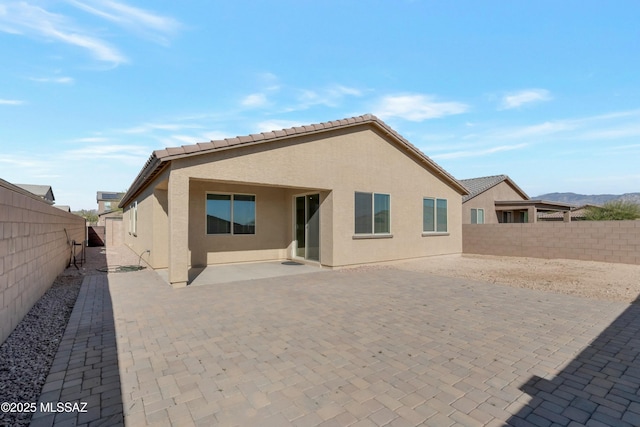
584, 200, 640, 221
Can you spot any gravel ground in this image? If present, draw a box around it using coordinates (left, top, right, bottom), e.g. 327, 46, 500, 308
0, 273, 82, 427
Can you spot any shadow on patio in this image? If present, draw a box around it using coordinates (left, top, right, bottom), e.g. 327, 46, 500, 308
507, 296, 640, 426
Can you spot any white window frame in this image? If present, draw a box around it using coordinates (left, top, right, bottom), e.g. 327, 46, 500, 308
353, 191, 392, 238
205, 192, 256, 235
129, 201, 137, 236
423, 197, 448, 235
471, 208, 485, 224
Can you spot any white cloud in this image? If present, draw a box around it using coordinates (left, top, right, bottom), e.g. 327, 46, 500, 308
29, 76, 74, 84
241, 93, 268, 108
0, 1, 181, 65
0, 2, 126, 64
432, 143, 529, 160
120, 122, 202, 134
64, 144, 150, 164
499, 89, 552, 110
498, 121, 576, 139
0, 99, 25, 105
374, 94, 468, 121
66, 0, 181, 44
255, 120, 304, 133
71, 136, 110, 143
293, 84, 362, 110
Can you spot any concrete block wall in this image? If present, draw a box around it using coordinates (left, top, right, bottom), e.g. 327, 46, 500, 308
463, 221, 640, 265
0, 179, 86, 344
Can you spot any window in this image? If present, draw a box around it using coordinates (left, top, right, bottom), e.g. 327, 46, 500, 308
502, 211, 513, 223
206, 193, 255, 235
104, 201, 112, 211
423, 198, 447, 233
354, 192, 390, 234
128, 201, 137, 236
471, 208, 485, 224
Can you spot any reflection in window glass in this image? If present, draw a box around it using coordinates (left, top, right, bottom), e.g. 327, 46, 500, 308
206, 194, 231, 234
423, 198, 435, 232
374, 193, 390, 234
233, 195, 256, 234
423, 198, 447, 233
354, 192, 373, 234
436, 199, 447, 232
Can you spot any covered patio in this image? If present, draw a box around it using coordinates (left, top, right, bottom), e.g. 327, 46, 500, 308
495, 199, 574, 223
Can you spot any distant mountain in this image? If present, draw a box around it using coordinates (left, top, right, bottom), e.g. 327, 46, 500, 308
534, 192, 640, 206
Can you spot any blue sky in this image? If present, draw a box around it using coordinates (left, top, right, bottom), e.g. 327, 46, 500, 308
1, 0, 639, 209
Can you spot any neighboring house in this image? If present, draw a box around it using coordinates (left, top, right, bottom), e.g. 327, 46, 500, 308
54, 205, 71, 213
14, 184, 55, 204
538, 204, 596, 222
460, 175, 573, 223
96, 191, 125, 226
119, 114, 469, 288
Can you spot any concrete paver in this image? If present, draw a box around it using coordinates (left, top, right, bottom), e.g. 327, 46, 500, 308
35, 246, 640, 426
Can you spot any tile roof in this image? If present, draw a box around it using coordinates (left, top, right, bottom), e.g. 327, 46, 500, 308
120, 114, 468, 207
14, 183, 55, 203
459, 174, 529, 202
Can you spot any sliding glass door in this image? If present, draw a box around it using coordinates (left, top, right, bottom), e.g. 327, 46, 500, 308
294, 194, 320, 261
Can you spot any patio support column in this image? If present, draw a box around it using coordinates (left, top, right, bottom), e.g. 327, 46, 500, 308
168, 172, 189, 288
563, 211, 572, 222
527, 206, 537, 223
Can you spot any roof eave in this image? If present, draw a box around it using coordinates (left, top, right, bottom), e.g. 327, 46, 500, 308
118, 153, 166, 208
120, 114, 469, 205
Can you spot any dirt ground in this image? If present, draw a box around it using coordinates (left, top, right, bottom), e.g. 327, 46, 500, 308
388, 254, 640, 304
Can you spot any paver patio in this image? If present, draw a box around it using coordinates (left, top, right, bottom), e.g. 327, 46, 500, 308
33, 246, 640, 426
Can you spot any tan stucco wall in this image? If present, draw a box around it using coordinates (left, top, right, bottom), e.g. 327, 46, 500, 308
123, 170, 169, 268
160, 126, 463, 278
462, 181, 527, 224
0, 180, 85, 344
188, 181, 291, 266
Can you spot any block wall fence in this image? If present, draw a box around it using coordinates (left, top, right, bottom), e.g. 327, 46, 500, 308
0, 179, 86, 344
463, 221, 640, 265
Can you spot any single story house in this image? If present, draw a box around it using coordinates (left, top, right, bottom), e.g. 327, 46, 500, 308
119, 114, 469, 287
14, 183, 55, 204
460, 174, 573, 223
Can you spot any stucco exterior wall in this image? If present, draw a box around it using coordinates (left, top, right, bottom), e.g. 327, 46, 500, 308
463, 221, 640, 264
462, 181, 527, 224
105, 218, 123, 247
0, 180, 85, 344
188, 181, 291, 266
167, 126, 463, 269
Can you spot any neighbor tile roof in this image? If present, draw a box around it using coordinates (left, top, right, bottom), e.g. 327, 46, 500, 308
120, 114, 468, 207
14, 183, 55, 202
459, 174, 529, 202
